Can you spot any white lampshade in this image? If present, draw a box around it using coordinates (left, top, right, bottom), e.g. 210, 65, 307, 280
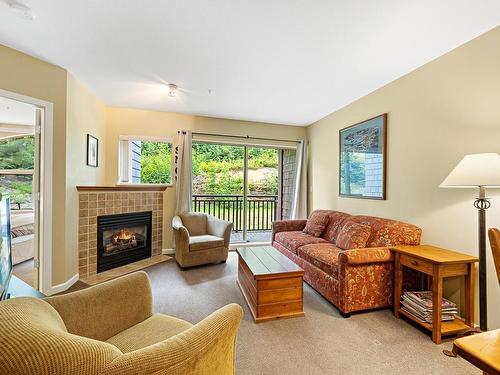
440, 153, 500, 188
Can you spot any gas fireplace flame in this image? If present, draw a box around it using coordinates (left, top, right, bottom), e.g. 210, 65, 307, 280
112, 229, 136, 244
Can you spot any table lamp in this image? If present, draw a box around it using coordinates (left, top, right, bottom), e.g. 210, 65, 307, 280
440, 153, 500, 331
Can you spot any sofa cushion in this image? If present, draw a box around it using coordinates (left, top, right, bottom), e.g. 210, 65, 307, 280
106, 313, 193, 353
321, 211, 352, 242
189, 234, 224, 251
349, 215, 422, 247
298, 243, 343, 279
303, 211, 329, 237
335, 221, 371, 250
274, 231, 327, 254
180, 212, 207, 236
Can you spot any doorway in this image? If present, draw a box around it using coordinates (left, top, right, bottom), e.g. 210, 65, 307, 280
191, 141, 296, 244
0, 96, 41, 289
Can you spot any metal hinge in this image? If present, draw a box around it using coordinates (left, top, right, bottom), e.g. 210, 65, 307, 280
36, 192, 41, 201
33, 259, 40, 268
35, 125, 41, 134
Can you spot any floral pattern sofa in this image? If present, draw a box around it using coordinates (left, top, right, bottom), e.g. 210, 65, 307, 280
272, 210, 422, 316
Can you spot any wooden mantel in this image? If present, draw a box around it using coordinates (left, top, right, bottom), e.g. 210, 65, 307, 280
76, 185, 169, 192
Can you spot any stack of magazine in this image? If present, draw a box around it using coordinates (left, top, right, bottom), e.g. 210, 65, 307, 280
401, 291, 458, 323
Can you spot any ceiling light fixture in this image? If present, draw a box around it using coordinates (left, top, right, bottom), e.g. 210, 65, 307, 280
4, 0, 35, 20
168, 84, 178, 97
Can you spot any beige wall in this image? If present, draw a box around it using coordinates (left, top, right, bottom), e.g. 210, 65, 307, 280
105, 107, 307, 249
0, 44, 69, 285
0, 45, 108, 286
307, 27, 500, 328
66, 74, 107, 279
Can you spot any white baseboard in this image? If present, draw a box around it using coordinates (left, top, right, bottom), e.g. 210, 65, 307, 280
44, 273, 79, 296
162, 248, 175, 255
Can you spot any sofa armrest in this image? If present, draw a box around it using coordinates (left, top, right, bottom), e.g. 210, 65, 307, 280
100, 303, 244, 375
44, 271, 153, 342
338, 247, 393, 265
272, 219, 307, 241
207, 216, 233, 248
337, 248, 394, 314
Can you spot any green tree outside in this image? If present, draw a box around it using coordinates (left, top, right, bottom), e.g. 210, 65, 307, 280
0, 136, 35, 209
139, 141, 172, 184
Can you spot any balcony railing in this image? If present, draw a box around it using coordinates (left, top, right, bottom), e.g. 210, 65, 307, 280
192, 194, 278, 232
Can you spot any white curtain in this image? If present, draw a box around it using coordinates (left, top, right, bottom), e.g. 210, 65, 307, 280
175, 131, 192, 215
291, 140, 308, 219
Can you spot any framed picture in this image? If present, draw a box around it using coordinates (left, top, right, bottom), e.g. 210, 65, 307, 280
87, 134, 98, 167
339, 114, 387, 200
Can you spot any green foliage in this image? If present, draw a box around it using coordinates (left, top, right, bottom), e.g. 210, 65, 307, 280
0, 136, 35, 169
192, 144, 278, 195
0, 136, 34, 208
138, 141, 279, 195
140, 141, 172, 184
0, 178, 32, 205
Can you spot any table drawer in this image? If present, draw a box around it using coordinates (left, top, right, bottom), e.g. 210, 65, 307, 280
400, 254, 433, 275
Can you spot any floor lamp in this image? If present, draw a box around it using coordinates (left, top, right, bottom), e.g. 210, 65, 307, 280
440, 153, 500, 331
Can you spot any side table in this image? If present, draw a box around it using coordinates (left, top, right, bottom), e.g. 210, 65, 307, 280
391, 245, 478, 344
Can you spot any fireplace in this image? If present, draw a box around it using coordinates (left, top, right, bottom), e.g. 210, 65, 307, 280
97, 211, 152, 273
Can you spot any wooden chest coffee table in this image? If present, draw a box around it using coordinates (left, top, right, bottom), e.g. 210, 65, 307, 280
236, 246, 304, 323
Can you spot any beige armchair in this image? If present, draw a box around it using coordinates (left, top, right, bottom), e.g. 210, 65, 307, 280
0, 271, 243, 375
173, 212, 233, 269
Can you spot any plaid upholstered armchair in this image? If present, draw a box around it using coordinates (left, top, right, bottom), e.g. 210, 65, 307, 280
0, 272, 243, 375
172, 212, 232, 269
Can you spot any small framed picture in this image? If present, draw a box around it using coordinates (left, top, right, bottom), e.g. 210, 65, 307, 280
87, 134, 98, 167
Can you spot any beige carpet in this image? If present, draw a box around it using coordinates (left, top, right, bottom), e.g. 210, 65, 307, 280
135, 252, 478, 375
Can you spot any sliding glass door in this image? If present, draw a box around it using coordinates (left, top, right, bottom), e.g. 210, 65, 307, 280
245, 147, 278, 243
191, 143, 245, 242
191, 142, 283, 244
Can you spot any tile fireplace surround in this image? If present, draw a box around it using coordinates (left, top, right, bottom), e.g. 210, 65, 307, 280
77, 186, 165, 278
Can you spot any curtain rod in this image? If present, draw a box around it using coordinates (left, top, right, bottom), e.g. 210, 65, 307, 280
177, 130, 300, 144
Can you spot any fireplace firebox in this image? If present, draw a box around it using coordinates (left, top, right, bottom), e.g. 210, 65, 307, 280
97, 211, 152, 273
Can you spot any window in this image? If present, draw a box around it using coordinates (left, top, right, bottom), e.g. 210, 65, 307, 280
118, 136, 172, 185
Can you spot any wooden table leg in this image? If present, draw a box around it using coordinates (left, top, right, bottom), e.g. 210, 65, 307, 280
432, 264, 443, 344
464, 263, 475, 327
394, 252, 402, 318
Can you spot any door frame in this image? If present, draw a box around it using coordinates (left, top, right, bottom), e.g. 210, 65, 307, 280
0, 89, 53, 295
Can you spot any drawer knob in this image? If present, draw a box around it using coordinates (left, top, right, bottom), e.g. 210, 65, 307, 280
411, 260, 418, 266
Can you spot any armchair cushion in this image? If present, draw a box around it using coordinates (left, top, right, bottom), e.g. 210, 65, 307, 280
297, 243, 343, 279
179, 212, 207, 236
100, 304, 243, 375
44, 271, 153, 341
335, 221, 371, 250
106, 314, 193, 353
274, 231, 327, 254
189, 234, 225, 251
303, 210, 329, 237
